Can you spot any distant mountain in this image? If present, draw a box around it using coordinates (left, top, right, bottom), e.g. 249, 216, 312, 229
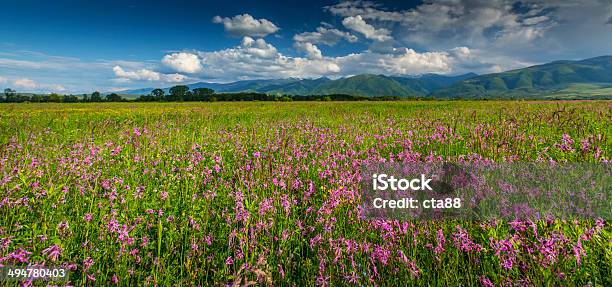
433, 56, 612, 99
118, 73, 475, 97
390, 73, 478, 95
312, 74, 420, 97
262, 77, 332, 95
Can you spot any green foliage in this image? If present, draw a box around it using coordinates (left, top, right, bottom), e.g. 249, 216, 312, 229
105, 93, 124, 102
0, 90, 127, 103
151, 88, 165, 101
168, 85, 189, 101
90, 91, 103, 102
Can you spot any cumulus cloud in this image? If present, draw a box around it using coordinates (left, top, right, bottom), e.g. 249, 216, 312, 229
194, 37, 339, 80
162, 52, 203, 73
240, 36, 278, 58
342, 15, 392, 41
294, 42, 323, 59
112, 66, 187, 83
165, 36, 486, 81
13, 78, 66, 92
336, 48, 452, 75
293, 26, 358, 46
0, 76, 6, 84
213, 14, 279, 37
449, 47, 471, 60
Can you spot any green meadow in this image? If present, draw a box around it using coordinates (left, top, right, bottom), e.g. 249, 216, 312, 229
0, 101, 610, 286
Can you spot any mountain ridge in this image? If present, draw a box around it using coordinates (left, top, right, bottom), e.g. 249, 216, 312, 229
432, 55, 612, 99
117, 73, 477, 98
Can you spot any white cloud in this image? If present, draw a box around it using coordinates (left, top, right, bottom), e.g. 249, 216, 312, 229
162, 52, 203, 73
336, 48, 452, 75
326, 1, 404, 22
107, 87, 130, 92
192, 37, 340, 80
13, 78, 66, 92
449, 47, 471, 60
0, 57, 78, 70
112, 66, 187, 83
47, 84, 67, 92
294, 42, 323, 59
113, 66, 161, 81
293, 26, 358, 46
212, 14, 279, 37
0, 76, 6, 85
173, 36, 483, 81
342, 15, 392, 42
163, 73, 188, 83
14, 78, 37, 89
494, 26, 546, 45
447, 47, 535, 74
240, 36, 278, 58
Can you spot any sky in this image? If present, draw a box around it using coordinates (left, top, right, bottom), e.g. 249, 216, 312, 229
1, 0, 611, 93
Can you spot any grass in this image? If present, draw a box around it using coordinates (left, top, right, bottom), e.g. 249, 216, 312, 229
0, 101, 610, 286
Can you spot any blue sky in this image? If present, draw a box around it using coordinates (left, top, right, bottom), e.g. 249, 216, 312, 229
1, 0, 611, 93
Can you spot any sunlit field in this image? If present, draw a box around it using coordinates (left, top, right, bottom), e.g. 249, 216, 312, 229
0, 101, 610, 286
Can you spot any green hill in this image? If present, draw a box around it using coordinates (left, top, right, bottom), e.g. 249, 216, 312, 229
433, 56, 612, 99
311, 74, 419, 97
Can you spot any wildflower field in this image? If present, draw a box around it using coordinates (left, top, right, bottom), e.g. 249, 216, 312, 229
0, 101, 610, 286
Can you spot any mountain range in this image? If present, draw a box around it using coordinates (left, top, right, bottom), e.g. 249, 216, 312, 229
118, 73, 477, 98
433, 56, 612, 99
118, 56, 612, 99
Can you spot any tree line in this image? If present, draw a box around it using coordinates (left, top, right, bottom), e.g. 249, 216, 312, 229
1, 85, 413, 103
135, 86, 405, 102
1, 89, 126, 103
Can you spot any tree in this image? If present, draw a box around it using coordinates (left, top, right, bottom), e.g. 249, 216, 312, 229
64, 95, 79, 102
3, 88, 16, 102
30, 94, 42, 102
151, 89, 164, 101
90, 91, 102, 102
48, 93, 62, 102
168, 85, 189, 101
105, 93, 123, 102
